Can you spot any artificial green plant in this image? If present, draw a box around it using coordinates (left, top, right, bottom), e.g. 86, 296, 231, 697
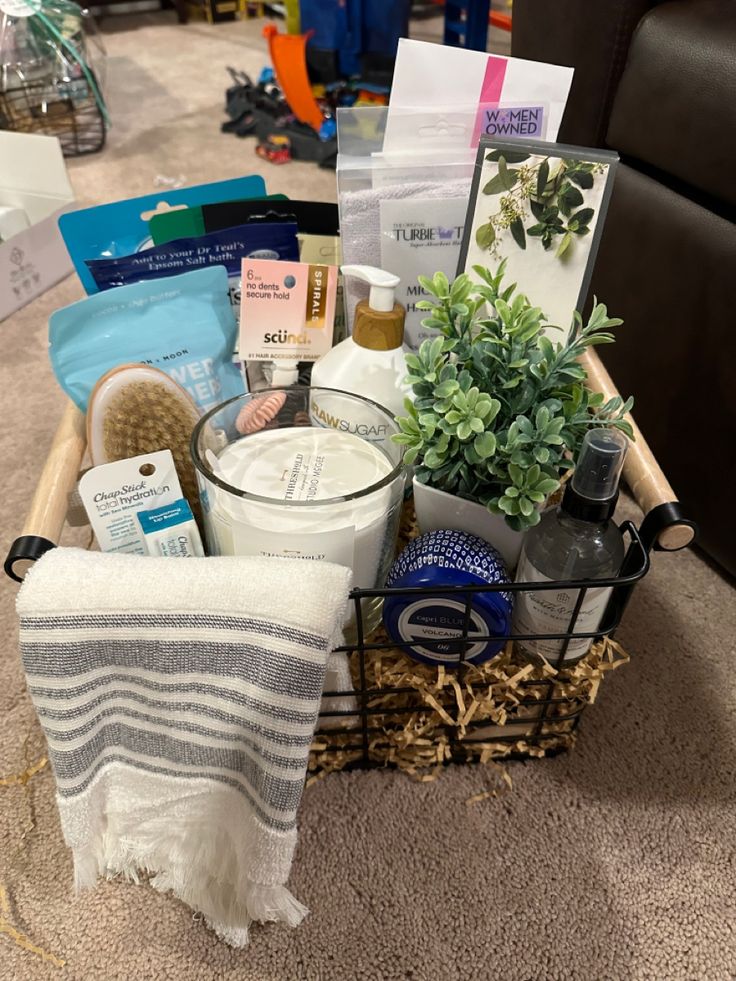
394, 262, 634, 531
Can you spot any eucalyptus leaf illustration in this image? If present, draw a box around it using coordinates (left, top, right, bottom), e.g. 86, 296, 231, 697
485, 149, 531, 163
568, 170, 594, 189
558, 182, 584, 216
482, 172, 509, 195
536, 160, 549, 198
510, 218, 526, 250
570, 207, 594, 227
497, 156, 519, 191
476, 153, 605, 262
529, 199, 546, 221
476, 222, 496, 250
556, 231, 573, 258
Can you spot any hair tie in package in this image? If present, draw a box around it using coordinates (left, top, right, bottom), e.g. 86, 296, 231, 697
235, 391, 287, 434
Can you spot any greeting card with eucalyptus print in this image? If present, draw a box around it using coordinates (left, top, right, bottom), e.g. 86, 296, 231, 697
458, 138, 618, 340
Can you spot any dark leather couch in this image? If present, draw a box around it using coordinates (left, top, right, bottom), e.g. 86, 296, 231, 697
512, 0, 736, 577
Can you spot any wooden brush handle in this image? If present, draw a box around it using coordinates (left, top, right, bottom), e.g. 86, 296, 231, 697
580, 349, 695, 550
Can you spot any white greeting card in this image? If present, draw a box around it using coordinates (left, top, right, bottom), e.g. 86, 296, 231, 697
458, 139, 618, 338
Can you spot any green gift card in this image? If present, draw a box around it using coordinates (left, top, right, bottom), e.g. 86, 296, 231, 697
149, 194, 289, 245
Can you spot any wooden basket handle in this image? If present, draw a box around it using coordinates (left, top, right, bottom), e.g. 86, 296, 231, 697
4, 401, 87, 582
580, 349, 695, 551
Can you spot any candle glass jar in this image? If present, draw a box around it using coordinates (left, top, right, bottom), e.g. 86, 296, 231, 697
191, 386, 406, 637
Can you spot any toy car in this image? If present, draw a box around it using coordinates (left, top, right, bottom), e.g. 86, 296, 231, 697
255, 134, 292, 164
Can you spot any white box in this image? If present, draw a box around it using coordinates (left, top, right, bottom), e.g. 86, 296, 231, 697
0, 131, 75, 321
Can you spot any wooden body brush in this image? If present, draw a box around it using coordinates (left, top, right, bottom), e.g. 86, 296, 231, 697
86, 364, 202, 521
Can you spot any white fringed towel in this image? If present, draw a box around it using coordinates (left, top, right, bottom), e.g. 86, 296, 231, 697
17, 548, 352, 947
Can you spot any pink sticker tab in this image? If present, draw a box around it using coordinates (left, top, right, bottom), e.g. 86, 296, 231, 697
471, 57, 508, 145
480, 56, 508, 103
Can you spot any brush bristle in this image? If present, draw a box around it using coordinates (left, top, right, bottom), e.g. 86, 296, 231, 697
101, 381, 201, 522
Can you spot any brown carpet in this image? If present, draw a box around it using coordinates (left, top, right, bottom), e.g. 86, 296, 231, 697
1, 14, 734, 981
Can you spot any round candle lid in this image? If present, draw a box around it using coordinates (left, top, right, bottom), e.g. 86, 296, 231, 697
216, 427, 393, 503
383, 530, 513, 666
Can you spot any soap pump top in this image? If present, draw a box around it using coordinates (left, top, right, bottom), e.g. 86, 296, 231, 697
342, 264, 405, 351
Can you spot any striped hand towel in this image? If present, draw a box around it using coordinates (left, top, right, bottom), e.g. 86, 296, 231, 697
17, 547, 351, 947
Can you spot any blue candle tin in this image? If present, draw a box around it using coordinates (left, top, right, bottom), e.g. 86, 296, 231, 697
383, 529, 513, 666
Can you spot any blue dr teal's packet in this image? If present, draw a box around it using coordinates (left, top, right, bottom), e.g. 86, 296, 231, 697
49, 266, 243, 414
84, 221, 300, 313
58, 175, 267, 295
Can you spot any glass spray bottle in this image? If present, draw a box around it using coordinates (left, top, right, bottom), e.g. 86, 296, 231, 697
512, 427, 628, 664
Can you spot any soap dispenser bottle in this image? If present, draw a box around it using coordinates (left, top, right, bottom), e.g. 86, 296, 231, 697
512, 428, 628, 665
310, 264, 411, 420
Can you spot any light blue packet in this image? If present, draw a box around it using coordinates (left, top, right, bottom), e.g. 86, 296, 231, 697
58, 175, 267, 295
49, 266, 244, 414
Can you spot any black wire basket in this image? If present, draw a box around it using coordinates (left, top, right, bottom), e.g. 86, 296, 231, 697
0, 74, 105, 156
311, 502, 694, 774
2, 354, 697, 777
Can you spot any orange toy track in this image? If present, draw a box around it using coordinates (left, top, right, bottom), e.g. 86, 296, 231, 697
263, 25, 324, 133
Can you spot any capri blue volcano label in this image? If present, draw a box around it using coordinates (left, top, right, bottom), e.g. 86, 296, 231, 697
397, 600, 490, 663
384, 530, 513, 665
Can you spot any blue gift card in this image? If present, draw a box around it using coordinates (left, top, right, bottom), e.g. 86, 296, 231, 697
59, 175, 267, 294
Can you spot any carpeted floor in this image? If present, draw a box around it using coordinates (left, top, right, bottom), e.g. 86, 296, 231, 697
1, 13, 735, 981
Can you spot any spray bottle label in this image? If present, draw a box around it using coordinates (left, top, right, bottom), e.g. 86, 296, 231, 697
513, 555, 611, 662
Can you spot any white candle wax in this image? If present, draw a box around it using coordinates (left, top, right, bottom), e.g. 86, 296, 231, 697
203, 426, 401, 589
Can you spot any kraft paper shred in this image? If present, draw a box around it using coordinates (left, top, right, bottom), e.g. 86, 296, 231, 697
309, 634, 630, 783
0, 756, 47, 788
0, 884, 65, 969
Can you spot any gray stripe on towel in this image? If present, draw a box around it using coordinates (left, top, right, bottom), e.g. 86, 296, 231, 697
28, 675, 317, 729
20, 613, 323, 649
51, 722, 306, 812
56, 754, 297, 833
21, 640, 324, 699
41, 705, 309, 770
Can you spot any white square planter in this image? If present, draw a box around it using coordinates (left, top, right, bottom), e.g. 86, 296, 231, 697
412, 477, 525, 571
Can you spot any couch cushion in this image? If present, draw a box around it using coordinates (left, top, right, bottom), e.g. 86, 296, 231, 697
591, 165, 736, 576
607, 0, 736, 206
512, 0, 654, 147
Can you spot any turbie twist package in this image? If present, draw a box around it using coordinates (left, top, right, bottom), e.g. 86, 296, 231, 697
49, 265, 243, 415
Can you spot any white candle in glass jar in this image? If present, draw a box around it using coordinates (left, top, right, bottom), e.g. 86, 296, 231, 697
203, 426, 401, 589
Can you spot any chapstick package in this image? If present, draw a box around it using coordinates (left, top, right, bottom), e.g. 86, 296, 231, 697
49, 266, 244, 414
